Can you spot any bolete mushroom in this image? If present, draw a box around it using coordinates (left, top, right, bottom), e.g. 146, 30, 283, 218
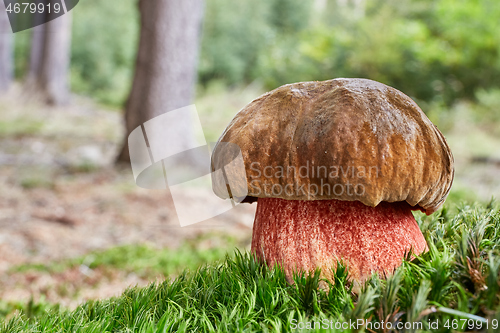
211, 78, 454, 286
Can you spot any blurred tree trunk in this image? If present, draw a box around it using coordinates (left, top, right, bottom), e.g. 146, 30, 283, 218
116, 0, 204, 163
0, 2, 13, 92
27, 12, 72, 105
27, 12, 46, 84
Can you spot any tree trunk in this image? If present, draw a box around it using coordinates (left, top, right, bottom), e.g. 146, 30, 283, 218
0, 2, 13, 92
27, 11, 72, 105
116, 0, 204, 163
26, 12, 47, 84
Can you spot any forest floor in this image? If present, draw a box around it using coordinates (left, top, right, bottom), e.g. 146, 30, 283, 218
0, 86, 256, 309
0, 83, 499, 310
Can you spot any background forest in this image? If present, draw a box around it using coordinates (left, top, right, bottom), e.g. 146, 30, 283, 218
11, 0, 500, 109
1, 0, 500, 331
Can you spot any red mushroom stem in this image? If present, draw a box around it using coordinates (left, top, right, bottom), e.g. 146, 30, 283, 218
251, 198, 428, 285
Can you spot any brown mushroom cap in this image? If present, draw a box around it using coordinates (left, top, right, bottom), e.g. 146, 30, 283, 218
212, 78, 454, 214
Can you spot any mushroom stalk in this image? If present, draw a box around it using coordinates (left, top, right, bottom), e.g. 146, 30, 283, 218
251, 198, 428, 284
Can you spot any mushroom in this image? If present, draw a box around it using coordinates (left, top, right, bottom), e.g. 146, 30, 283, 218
211, 78, 454, 287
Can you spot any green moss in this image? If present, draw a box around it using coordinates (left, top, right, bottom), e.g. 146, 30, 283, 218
3, 203, 500, 332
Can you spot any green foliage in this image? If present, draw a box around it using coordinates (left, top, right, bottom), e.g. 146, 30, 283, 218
198, 0, 271, 85
3, 203, 500, 332
13, 31, 31, 79
13, 0, 498, 108
70, 0, 139, 106
13, 0, 139, 107
256, 0, 500, 105
198, 0, 311, 86
0, 117, 43, 137
12, 234, 239, 279
0, 297, 60, 323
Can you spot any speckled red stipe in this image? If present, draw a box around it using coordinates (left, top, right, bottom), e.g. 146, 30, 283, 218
251, 198, 428, 284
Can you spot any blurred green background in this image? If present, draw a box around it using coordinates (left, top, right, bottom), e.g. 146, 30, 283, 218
11, 0, 500, 110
